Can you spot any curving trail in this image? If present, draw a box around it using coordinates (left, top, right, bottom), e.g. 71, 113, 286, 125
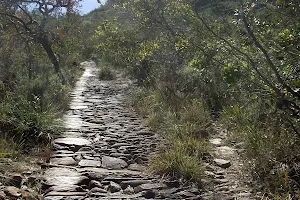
42, 61, 201, 200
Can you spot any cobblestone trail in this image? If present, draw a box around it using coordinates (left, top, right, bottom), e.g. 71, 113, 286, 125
42, 61, 201, 200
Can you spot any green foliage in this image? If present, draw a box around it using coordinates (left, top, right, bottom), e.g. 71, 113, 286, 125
0, 138, 20, 159
99, 65, 116, 80
221, 100, 300, 194
130, 87, 210, 183
151, 139, 205, 185
0, 6, 86, 152
92, 0, 300, 194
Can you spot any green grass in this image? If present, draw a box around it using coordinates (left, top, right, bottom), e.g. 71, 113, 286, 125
220, 101, 300, 195
130, 87, 212, 185
0, 138, 20, 159
99, 65, 116, 80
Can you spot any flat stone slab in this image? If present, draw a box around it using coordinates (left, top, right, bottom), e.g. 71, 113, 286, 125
47, 185, 85, 192
78, 167, 141, 176
128, 164, 145, 172
50, 157, 77, 166
101, 156, 128, 170
134, 183, 167, 193
53, 138, 91, 147
209, 138, 222, 146
216, 146, 235, 155
45, 191, 87, 196
120, 180, 151, 188
44, 168, 88, 186
78, 159, 101, 168
214, 159, 231, 169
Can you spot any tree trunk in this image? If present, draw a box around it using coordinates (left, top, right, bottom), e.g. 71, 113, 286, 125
38, 37, 60, 73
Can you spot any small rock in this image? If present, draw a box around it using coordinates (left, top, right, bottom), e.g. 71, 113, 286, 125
102, 156, 127, 170
89, 180, 103, 189
90, 187, 107, 193
50, 157, 77, 166
108, 181, 122, 193
45, 191, 86, 197
4, 186, 21, 198
214, 159, 231, 168
43, 167, 89, 186
46, 185, 85, 193
20, 190, 37, 200
123, 186, 134, 194
134, 183, 166, 193
128, 163, 145, 171
53, 138, 91, 148
27, 176, 38, 184
204, 171, 215, 178
78, 160, 101, 168
209, 138, 222, 146
214, 178, 229, 184
176, 190, 195, 198
120, 180, 151, 189
215, 170, 225, 175
143, 190, 156, 199
234, 192, 252, 198
78, 147, 92, 152
9, 174, 24, 187
0, 191, 6, 200
165, 180, 180, 188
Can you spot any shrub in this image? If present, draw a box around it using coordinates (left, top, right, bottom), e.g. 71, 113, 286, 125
99, 65, 116, 80
130, 87, 211, 184
220, 100, 300, 194
151, 135, 208, 185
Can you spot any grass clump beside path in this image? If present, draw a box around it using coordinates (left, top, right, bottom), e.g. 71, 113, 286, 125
130, 87, 211, 185
99, 64, 116, 80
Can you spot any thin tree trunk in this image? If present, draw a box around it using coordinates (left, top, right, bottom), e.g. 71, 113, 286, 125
38, 37, 60, 73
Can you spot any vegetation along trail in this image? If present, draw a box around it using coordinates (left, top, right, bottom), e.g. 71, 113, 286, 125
1, 0, 299, 199
41, 61, 255, 200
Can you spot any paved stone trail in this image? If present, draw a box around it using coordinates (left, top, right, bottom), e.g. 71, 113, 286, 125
42, 62, 201, 200
201, 126, 255, 200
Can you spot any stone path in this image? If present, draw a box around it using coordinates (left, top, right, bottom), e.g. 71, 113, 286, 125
42, 61, 201, 200
201, 126, 255, 200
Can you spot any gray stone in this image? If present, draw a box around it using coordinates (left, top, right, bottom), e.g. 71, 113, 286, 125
45, 191, 86, 197
89, 180, 103, 189
128, 163, 145, 171
101, 156, 128, 170
176, 190, 195, 198
53, 138, 91, 147
52, 154, 76, 158
90, 187, 107, 193
50, 157, 77, 166
143, 190, 157, 199
209, 138, 222, 145
214, 158, 231, 168
78, 160, 101, 167
214, 178, 229, 184
43, 168, 89, 186
123, 186, 134, 195
108, 181, 122, 193
0, 191, 6, 200
134, 183, 167, 193
9, 174, 24, 187
120, 180, 151, 189
4, 186, 21, 198
46, 185, 85, 193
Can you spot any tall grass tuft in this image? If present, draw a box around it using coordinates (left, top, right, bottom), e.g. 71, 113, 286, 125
130, 87, 212, 185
